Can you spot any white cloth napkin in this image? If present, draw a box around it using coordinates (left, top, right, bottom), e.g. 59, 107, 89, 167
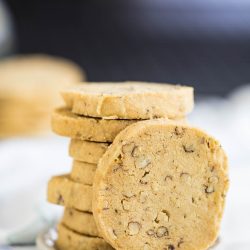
0, 136, 69, 246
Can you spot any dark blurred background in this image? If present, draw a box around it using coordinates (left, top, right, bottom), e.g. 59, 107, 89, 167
5, 0, 250, 95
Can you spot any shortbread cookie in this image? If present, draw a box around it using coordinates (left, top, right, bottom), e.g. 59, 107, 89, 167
0, 101, 51, 137
0, 54, 85, 136
69, 139, 109, 164
62, 208, 100, 237
47, 175, 92, 212
56, 223, 113, 250
62, 82, 193, 119
71, 160, 97, 185
51, 107, 137, 142
93, 120, 229, 250
0, 54, 84, 99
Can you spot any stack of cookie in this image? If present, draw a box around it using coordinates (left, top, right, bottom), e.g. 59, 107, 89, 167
0, 54, 85, 137
47, 82, 229, 250
47, 83, 193, 249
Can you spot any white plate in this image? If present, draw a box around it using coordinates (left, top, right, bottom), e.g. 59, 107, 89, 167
36, 228, 57, 250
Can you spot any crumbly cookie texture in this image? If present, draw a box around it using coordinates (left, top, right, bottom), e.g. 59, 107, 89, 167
61, 82, 193, 120
51, 107, 136, 142
69, 139, 109, 164
56, 223, 113, 250
62, 208, 101, 237
71, 160, 97, 185
92, 120, 229, 250
47, 175, 92, 212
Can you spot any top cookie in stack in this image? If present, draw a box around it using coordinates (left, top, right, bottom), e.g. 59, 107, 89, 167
61, 82, 193, 120
52, 82, 194, 142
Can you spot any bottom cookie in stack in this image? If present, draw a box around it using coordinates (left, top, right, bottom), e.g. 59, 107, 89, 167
56, 223, 113, 250
47, 150, 111, 249
48, 173, 113, 249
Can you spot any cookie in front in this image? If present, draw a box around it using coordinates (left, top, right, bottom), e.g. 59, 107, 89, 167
92, 120, 229, 250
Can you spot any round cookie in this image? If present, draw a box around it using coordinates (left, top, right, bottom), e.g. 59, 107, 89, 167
51, 107, 137, 142
92, 120, 229, 250
0, 54, 84, 100
0, 99, 51, 137
56, 223, 113, 250
0, 116, 49, 137
62, 208, 100, 237
61, 82, 194, 119
69, 139, 109, 164
0, 54, 85, 137
71, 160, 97, 185
47, 175, 92, 212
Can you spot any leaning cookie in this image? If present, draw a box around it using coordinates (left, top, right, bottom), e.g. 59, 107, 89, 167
51, 107, 137, 142
56, 223, 113, 250
69, 139, 109, 164
92, 119, 229, 250
47, 175, 92, 212
61, 82, 193, 119
62, 208, 100, 237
